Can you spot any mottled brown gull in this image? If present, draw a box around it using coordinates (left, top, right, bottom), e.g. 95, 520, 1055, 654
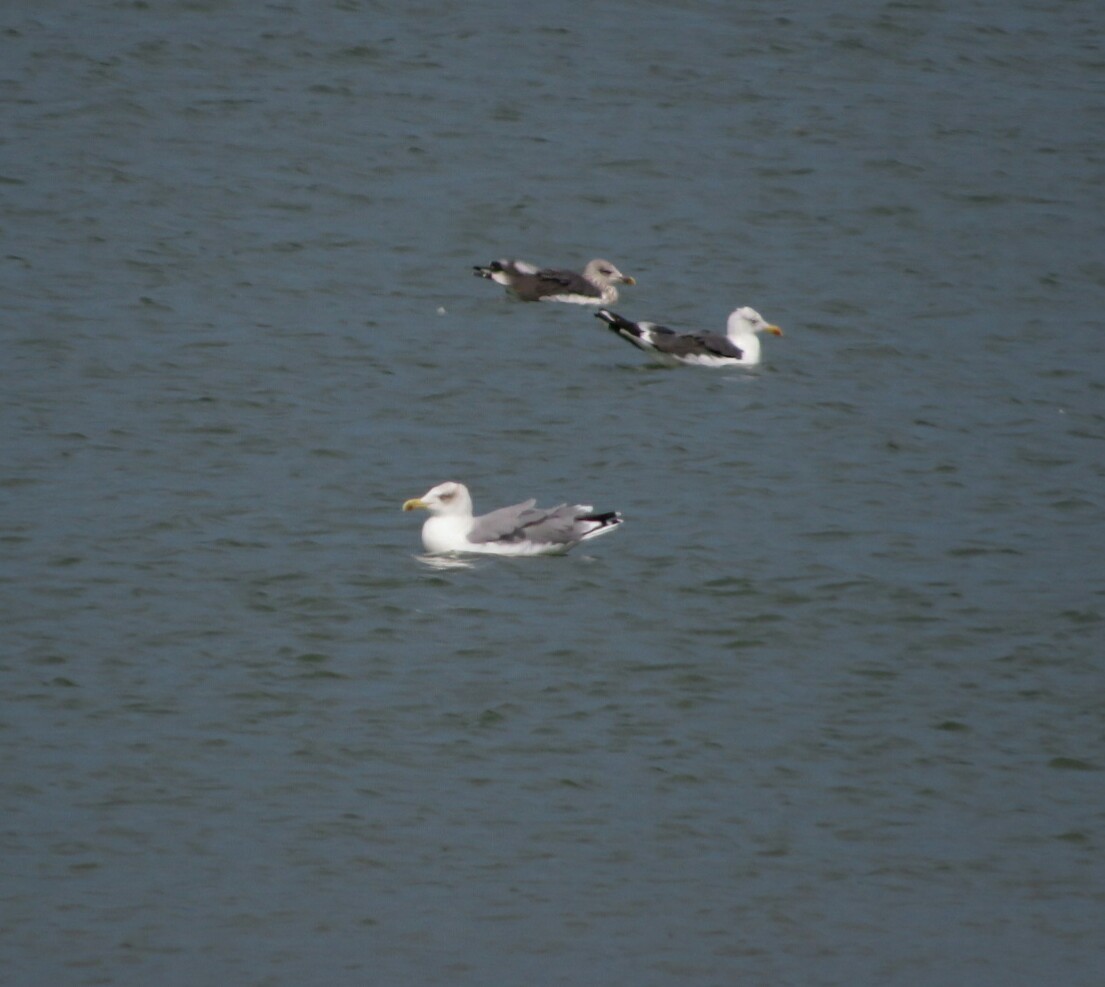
473, 257, 635, 305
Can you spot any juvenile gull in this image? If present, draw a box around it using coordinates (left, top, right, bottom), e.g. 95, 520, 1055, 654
595, 306, 783, 368
473, 257, 635, 305
402, 481, 623, 556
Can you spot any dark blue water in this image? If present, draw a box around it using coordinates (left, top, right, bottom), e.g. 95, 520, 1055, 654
3, 2, 1103, 984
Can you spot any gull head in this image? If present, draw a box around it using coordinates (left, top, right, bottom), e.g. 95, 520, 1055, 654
585, 259, 636, 287
402, 481, 473, 517
728, 306, 783, 338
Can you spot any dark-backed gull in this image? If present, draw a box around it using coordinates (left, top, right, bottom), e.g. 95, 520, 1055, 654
403, 481, 623, 556
473, 258, 635, 305
595, 307, 783, 367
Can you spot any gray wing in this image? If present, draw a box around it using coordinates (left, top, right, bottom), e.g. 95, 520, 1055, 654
466, 499, 539, 543
467, 501, 586, 546
511, 504, 589, 545
514, 267, 599, 302
652, 329, 744, 360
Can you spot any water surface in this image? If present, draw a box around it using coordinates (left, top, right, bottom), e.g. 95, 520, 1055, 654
3, 1, 1104, 985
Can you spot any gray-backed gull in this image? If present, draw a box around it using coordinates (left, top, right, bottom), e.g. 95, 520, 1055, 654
595, 307, 783, 367
403, 481, 623, 556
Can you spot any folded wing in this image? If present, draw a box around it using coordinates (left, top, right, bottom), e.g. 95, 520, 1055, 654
467, 500, 612, 547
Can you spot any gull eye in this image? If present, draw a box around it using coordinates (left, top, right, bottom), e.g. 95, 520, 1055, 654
440, 490, 455, 501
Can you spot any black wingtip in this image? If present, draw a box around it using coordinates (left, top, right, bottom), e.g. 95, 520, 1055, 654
474, 261, 506, 279
595, 310, 639, 337
582, 510, 622, 527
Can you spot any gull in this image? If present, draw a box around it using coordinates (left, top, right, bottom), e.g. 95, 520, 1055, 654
403, 481, 623, 556
474, 257, 635, 305
595, 306, 783, 367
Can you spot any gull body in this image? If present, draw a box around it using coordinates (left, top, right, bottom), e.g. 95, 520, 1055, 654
596, 306, 783, 367
402, 481, 622, 556
474, 258, 635, 305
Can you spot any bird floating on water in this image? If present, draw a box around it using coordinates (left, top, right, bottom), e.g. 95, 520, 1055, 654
402, 481, 623, 556
474, 257, 635, 305
595, 306, 783, 367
